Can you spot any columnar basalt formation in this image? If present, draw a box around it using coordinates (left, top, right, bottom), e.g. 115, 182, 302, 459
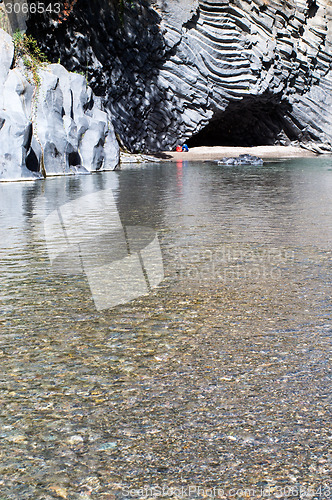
21, 0, 332, 152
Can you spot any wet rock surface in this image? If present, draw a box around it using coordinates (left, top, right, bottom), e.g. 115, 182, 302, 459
26, 0, 332, 152
218, 154, 264, 165
0, 29, 119, 181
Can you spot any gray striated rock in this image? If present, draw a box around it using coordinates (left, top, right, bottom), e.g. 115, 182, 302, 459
0, 0, 26, 34
0, 28, 14, 86
0, 29, 39, 180
26, 0, 332, 153
0, 29, 119, 181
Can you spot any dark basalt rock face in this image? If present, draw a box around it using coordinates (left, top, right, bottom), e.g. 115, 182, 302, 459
26, 0, 332, 152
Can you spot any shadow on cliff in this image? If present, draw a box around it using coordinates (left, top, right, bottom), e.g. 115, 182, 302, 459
26, 0, 170, 152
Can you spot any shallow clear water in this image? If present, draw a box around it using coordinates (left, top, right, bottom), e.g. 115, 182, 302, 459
0, 159, 331, 499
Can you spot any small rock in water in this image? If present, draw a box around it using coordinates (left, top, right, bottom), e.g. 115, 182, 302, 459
49, 485, 68, 498
218, 154, 264, 166
6, 434, 26, 443
67, 435, 84, 445
97, 441, 118, 451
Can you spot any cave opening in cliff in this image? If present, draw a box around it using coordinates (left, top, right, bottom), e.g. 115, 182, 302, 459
68, 151, 82, 167
26, 149, 40, 173
187, 96, 293, 148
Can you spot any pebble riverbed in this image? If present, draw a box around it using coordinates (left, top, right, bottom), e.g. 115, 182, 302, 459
0, 159, 331, 499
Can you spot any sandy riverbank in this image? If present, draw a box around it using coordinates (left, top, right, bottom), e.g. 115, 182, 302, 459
154, 145, 319, 161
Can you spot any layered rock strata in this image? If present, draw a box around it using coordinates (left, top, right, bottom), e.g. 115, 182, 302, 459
0, 29, 119, 181
24, 0, 332, 152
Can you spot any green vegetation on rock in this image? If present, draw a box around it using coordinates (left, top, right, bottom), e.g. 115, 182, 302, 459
13, 30, 49, 88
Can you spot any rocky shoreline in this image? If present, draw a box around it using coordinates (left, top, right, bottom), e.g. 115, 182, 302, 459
119, 145, 323, 165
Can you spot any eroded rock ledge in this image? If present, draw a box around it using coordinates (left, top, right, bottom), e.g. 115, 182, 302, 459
25, 0, 332, 153
0, 29, 119, 181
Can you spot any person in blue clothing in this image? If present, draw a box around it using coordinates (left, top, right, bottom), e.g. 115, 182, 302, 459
182, 144, 189, 152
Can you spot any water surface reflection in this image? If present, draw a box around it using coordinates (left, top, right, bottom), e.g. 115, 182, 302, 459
0, 159, 331, 498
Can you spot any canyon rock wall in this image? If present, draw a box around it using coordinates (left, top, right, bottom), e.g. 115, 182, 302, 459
21, 0, 332, 152
0, 28, 119, 181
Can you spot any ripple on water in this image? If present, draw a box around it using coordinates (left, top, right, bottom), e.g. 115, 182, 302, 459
0, 160, 331, 497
